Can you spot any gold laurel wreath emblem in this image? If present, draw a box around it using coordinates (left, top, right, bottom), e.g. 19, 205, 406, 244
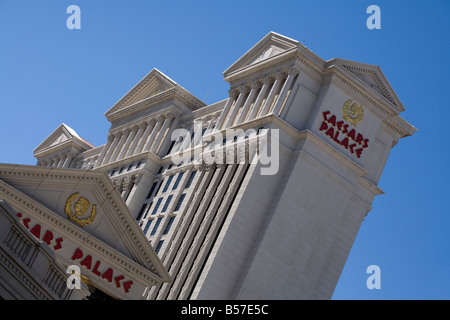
65, 193, 97, 227
342, 99, 364, 127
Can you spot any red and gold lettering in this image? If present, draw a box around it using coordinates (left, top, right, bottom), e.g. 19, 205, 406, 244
42, 230, 53, 245
347, 129, 356, 141
92, 260, 102, 276
80, 255, 93, 270
340, 137, 349, 149
72, 248, 84, 260
23, 218, 30, 229
355, 133, 364, 145
123, 281, 133, 294
327, 114, 336, 126
319, 121, 328, 131
101, 268, 113, 282
53, 238, 63, 250
30, 224, 41, 239
325, 127, 335, 139
114, 275, 125, 288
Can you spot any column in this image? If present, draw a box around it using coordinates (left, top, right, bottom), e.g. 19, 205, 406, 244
214, 89, 239, 131
143, 116, 164, 152
126, 122, 146, 157
235, 80, 260, 125
206, 113, 219, 133
270, 67, 299, 116
258, 71, 284, 117
150, 113, 175, 154
56, 155, 65, 168
103, 132, 125, 163
111, 128, 131, 162
246, 76, 271, 121
135, 120, 156, 154
95, 135, 114, 168
102, 133, 121, 166
62, 154, 74, 168
279, 73, 302, 119
117, 126, 138, 161
224, 86, 249, 129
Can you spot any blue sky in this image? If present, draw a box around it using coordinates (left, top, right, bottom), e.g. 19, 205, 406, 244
0, 0, 449, 300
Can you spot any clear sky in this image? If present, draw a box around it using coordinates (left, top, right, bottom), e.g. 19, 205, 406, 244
0, 0, 449, 300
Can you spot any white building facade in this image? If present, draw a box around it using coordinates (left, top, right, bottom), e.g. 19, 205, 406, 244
3, 32, 416, 300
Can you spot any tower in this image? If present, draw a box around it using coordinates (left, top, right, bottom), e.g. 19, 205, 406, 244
32, 32, 416, 299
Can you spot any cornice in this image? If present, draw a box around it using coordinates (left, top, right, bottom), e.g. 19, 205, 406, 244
323, 66, 396, 119
0, 165, 170, 284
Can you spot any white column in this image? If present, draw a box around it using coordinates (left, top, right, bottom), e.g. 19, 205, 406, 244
143, 116, 164, 152
95, 135, 114, 168
214, 89, 239, 131
206, 113, 219, 133
246, 76, 272, 121
224, 86, 249, 128
135, 120, 156, 154
270, 67, 299, 116
62, 154, 74, 168
235, 80, 260, 125
56, 155, 65, 168
126, 122, 146, 157
279, 73, 302, 119
102, 133, 121, 166
117, 126, 137, 161
110, 129, 129, 163
150, 113, 175, 154
258, 72, 284, 117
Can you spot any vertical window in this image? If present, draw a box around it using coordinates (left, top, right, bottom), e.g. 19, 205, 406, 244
146, 181, 158, 199
172, 172, 184, 190
155, 240, 164, 254
143, 220, 152, 235
162, 175, 174, 192
163, 217, 175, 235
127, 164, 133, 171
136, 161, 142, 169
110, 169, 116, 176
119, 167, 125, 174
161, 195, 173, 213
185, 171, 197, 189
136, 203, 147, 221
157, 166, 164, 174
154, 179, 163, 196
166, 140, 176, 155
151, 217, 162, 236
151, 198, 163, 215
174, 194, 186, 212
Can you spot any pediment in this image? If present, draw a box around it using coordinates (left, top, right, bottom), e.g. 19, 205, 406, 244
105, 68, 178, 118
34, 123, 94, 157
333, 59, 405, 112
223, 31, 299, 77
0, 164, 170, 299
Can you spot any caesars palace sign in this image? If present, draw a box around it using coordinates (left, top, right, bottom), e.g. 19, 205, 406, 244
319, 99, 370, 158
15, 193, 135, 295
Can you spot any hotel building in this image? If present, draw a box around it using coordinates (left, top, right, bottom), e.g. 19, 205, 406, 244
0, 32, 416, 299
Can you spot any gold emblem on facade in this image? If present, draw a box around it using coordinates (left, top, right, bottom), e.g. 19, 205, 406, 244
342, 99, 364, 126
65, 193, 97, 226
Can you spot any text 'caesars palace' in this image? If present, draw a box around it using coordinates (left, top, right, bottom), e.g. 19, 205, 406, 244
0, 32, 416, 300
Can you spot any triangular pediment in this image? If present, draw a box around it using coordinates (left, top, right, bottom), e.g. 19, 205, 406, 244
105, 68, 205, 121
105, 69, 177, 117
34, 123, 94, 157
223, 31, 299, 78
333, 58, 405, 112
0, 164, 170, 299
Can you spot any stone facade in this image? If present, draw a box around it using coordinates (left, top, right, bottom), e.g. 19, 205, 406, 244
24, 32, 416, 299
